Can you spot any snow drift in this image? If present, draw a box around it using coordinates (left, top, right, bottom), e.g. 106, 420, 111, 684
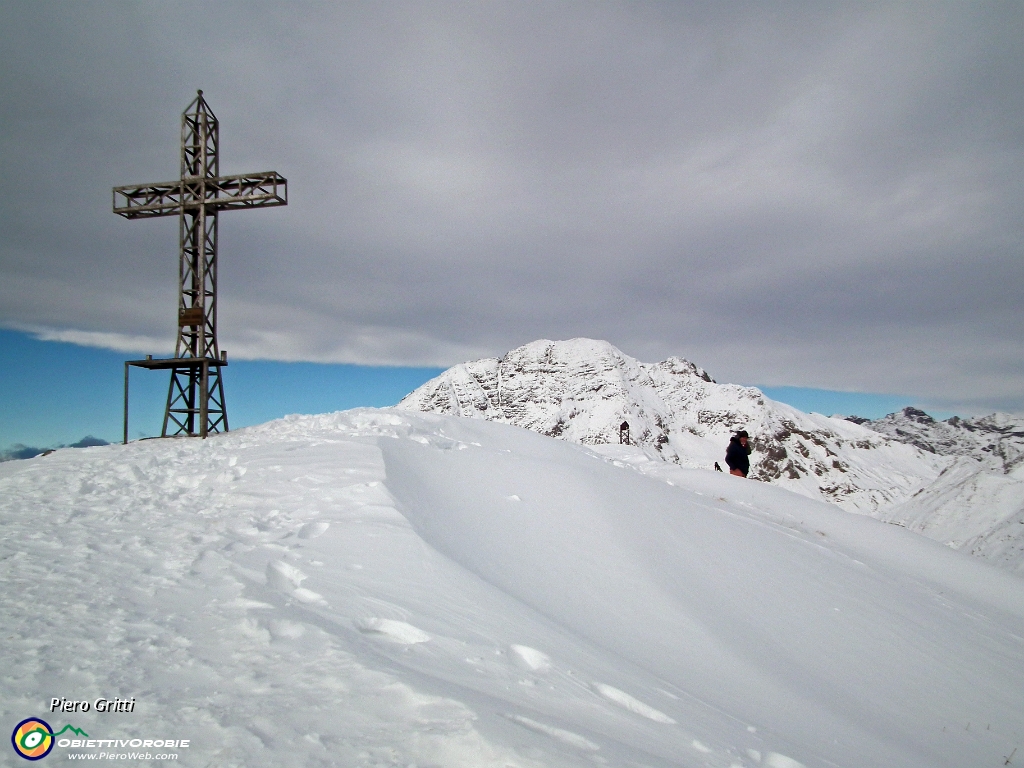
2, 409, 1023, 767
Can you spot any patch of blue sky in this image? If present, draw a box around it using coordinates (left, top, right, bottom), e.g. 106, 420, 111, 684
3, 329, 955, 452
755, 385, 953, 421
0, 329, 442, 450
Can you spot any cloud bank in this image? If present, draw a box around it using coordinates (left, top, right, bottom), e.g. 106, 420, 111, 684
1, 2, 1022, 413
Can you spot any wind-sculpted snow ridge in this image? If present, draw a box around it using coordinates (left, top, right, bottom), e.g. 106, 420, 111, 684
3, 408, 1024, 767
398, 338, 947, 512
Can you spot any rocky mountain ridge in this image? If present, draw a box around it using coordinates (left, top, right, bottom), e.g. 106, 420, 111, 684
849, 408, 1024, 573
851, 407, 1024, 473
398, 338, 946, 513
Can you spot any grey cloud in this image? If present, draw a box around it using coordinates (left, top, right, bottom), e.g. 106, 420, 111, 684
1, 1, 1022, 413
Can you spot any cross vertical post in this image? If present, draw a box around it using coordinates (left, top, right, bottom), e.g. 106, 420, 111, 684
115, 91, 286, 439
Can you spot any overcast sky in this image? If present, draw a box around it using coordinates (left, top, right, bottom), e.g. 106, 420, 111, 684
2, 1, 1022, 415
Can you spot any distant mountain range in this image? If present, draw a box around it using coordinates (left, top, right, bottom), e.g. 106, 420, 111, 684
399, 338, 1024, 575
849, 407, 1024, 473
0, 435, 109, 462
848, 408, 1024, 571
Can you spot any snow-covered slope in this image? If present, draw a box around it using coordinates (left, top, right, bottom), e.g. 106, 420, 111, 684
849, 408, 1024, 572
875, 457, 1024, 573
398, 339, 946, 512
3, 409, 1023, 767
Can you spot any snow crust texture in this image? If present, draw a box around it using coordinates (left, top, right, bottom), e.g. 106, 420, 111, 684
397, 338, 945, 512
3, 409, 1024, 767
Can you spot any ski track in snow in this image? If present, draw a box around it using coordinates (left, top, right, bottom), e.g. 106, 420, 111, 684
2, 408, 1023, 768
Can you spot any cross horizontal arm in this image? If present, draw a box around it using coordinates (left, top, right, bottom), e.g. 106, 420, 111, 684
112, 182, 181, 218
202, 172, 288, 212
113, 171, 288, 218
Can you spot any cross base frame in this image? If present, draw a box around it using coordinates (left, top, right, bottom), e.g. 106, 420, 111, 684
123, 357, 229, 444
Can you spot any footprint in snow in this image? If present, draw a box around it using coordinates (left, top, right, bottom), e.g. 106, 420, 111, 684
510, 644, 551, 672
593, 683, 676, 724
262, 561, 325, 606
354, 618, 431, 645
266, 560, 327, 603
292, 588, 326, 604
266, 560, 307, 591
215, 466, 247, 483
298, 521, 330, 539
267, 619, 306, 640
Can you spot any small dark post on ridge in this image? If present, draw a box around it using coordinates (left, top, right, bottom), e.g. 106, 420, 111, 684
115, 91, 287, 443
619, 421, 630, 445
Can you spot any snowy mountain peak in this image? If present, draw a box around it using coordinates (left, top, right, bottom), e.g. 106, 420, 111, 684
399, 338, 945, 512
398, 338, 715, 448
655, 355, 716, 383
953, 411, 1024, 435
855, 407, 1024, 473
898, 406, 936, 424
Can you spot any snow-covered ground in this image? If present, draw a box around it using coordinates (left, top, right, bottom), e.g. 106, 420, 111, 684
876, 457, 1024, 573
3, 409, 1024, 767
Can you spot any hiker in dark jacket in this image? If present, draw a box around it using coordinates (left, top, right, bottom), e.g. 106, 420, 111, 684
725, 430, 752, 477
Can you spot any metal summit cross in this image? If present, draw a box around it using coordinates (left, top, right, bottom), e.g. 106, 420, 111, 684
115, 91, 287, 442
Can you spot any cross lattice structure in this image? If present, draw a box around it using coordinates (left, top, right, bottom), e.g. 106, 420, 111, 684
115, 91, 287, 441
